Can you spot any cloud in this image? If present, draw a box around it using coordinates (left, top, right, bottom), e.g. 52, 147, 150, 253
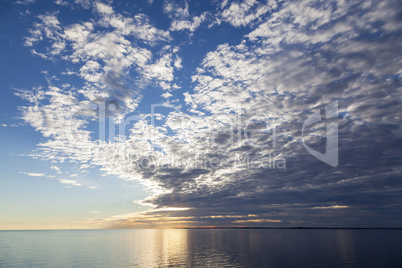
233, 219, 282, 223
163, 0, 189, 20
20, 172, 47, 177
87, 207, 195, 228
50, 165, 62, 174
219, 0, 274, 27
170, 13, 208, 32
90, 210, 101, 214
164, 0, 210, 33
95, 2, 113, 15
24, 3, 177, 114
312, 205, 349, 209
20, 172, 56, 179
15, 0, 36, 5
54, 0, 69, 6
17, 0, 402, 227
24, 14, 65, 53
59, 179, 82, 186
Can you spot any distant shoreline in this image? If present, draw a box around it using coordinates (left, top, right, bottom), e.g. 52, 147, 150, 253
174, 227, 402, 230
1, 227, 402, 231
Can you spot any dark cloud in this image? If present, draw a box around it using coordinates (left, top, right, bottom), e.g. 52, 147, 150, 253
118, 0, 402, 227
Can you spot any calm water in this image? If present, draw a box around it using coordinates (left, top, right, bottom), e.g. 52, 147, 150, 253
1, 229, 402, 267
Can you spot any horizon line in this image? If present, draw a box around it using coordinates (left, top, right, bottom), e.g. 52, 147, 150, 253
2, 227, 402, 231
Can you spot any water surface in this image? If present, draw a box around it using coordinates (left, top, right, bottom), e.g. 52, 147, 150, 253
1, 229, 401, 267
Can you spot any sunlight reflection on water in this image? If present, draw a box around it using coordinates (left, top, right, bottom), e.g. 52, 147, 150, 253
1, 229, 402, 267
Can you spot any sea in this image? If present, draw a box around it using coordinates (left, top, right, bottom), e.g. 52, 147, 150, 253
1, 229, 402, 267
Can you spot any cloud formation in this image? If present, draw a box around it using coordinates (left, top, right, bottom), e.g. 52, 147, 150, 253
17, 0, 402, 228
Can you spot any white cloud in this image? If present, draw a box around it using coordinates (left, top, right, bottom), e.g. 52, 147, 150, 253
142, 53, 174, 83
20, 172, 46, 177
54, 0, 69, 6
24, 5, 176, 115
50, 165, 62, 174
220, 0, 229, 9
25, 14, 64, 50
74, 0, 92, 9
220, 0, 273, 27
95, 2, 114, 15
161, 92, 173, 99
90, 210, 101, 214
16, 0, 35, 4
163, 1, 189, 20
170, 13, 208, 32
59, 179, 82, 186
174, 55, 182, 69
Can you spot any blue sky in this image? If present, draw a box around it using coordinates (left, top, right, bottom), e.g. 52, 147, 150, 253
0, 0, 401, 229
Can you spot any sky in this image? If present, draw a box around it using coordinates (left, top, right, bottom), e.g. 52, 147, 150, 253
0, 0, 401, 230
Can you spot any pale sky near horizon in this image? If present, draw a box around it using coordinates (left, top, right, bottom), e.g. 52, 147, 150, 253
0, 0, 401, 230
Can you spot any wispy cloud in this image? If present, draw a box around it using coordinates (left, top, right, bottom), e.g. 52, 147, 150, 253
312, 205, 349, 210
20, 172, 47, 177
170, 13, 208, 32
163, 0, 189, 20
90, 210, 101, 214
219, 0, 274, 27
59, 179, 82, 187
